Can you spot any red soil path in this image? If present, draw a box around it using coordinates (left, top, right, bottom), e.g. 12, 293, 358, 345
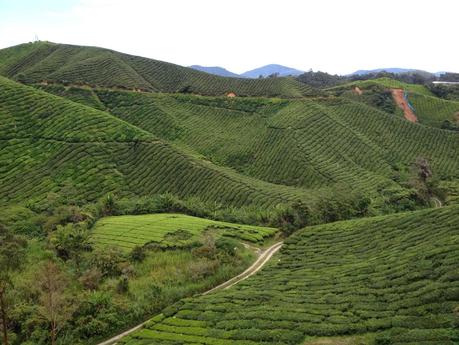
391, 89, 418, 123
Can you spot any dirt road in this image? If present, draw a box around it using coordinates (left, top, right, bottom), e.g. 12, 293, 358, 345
96, 241, 283, 345
391, 89, 418, 123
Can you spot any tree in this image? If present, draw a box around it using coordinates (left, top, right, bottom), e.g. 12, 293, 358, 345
408, 157, 440, 205
99, 193, 118, 216
36, 260, 72, 345
51, 224, 92, 272
0, 224, 27, 345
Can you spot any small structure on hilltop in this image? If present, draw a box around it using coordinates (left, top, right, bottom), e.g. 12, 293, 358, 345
226, 92, 236, 98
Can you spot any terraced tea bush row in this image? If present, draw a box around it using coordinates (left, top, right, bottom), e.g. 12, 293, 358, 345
91, 213, 277, 251
121, 205, 459, 345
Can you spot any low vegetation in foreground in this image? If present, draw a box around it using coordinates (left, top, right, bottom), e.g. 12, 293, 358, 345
121, 205, 459, 345
0, 199, 261, 345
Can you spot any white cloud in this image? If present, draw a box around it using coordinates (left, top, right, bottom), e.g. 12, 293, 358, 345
0, 0, 458, 74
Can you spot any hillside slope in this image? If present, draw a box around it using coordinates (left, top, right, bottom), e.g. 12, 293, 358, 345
38, 85, 459, 207
0, 77, 314, 206
329, 78, 459, 129
0, 42, 316, 98
120, 205, 459, 345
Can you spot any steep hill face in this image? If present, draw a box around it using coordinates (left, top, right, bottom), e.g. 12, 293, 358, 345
120, 205, 459, 345
0, 77, 314, 206
0, 42, 316, 98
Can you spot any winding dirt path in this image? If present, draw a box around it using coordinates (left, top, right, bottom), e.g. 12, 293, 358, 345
391, 89, 418, 123
204, 241, 283, 294
96, 241, 283, 345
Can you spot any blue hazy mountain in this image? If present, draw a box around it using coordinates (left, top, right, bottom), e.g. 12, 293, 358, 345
241, 64, 305, 78
189, 65, 241, 78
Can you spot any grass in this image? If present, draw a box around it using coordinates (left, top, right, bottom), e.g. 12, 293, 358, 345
0, 41, 318, 98
120, 205, 459, 345
91, 213, 278, 251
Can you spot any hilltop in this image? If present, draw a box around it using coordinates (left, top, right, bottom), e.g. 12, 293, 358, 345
0, 41, 316, 98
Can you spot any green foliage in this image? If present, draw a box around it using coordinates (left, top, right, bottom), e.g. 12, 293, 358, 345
296, 70, 347, 88
129, 246, 146, 263
50, 223, 92, 269
90, 247, 125, 277
116, 275, 129, 294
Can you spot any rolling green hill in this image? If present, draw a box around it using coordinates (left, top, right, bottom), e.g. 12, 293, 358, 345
120, 205, 459, 345
0, 76, 315, 207
0, 41, 317, 98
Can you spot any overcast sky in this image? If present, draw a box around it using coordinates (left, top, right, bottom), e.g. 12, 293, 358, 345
1, 0, 458, 75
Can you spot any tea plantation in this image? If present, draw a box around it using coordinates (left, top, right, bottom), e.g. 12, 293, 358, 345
92, 213, 277, 251
1, 40, 459, 345
120, 205, 459, 345
41, 86, 459, 199
0, 76, 314, 206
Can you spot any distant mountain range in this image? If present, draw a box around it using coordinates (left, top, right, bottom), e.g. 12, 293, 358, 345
351, 68, 448, 77
190, 65, 452, 79
189, 64, 305, 78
